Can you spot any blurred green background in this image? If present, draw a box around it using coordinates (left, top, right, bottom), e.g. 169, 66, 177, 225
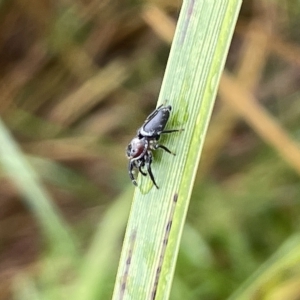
1, 0, 300, 299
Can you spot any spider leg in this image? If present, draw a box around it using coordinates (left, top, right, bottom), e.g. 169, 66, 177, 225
136, 159, 147, 176
161, 129, 184, 134
139, 165, 147, 176
153, 128, 184, 154
128, 161, 138, 186
145, 152, 159, 189
155, 144, 175, 155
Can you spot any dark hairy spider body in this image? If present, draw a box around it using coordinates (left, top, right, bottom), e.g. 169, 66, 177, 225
126, 104, 182, 189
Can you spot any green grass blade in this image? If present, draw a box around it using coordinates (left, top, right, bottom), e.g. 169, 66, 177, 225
0, 118, 77, 256
228, 234, 300, 300
112, 1, 242, 299
72, 187, 133, 300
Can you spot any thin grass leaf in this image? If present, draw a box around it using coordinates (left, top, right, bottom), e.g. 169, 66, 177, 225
228, 234, 300, 300
72, 187, 133, 300
13, 274, 42, 300
0, 119, 77, 256
112, 0, 242, 299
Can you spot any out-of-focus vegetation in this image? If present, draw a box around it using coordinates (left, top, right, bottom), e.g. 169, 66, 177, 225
1, 0, 300, 299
